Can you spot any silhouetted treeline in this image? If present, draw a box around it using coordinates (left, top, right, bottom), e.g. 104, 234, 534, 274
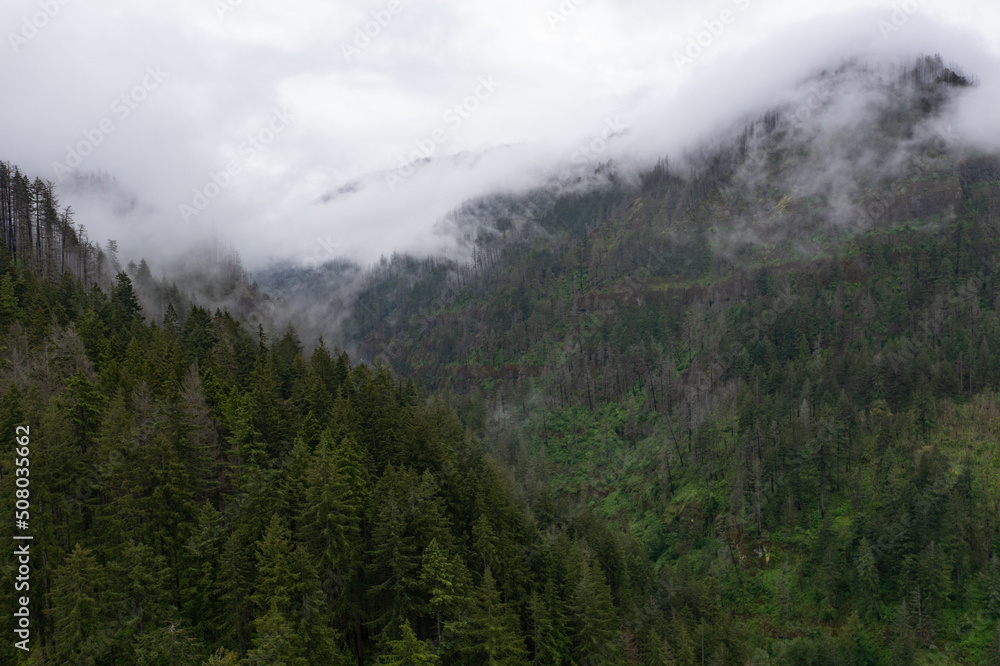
0, 162, 119, 288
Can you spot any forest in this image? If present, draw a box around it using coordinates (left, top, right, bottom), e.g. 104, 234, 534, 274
2, 55, 1000, 664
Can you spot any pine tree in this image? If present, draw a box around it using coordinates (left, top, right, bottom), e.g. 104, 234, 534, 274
300, 436, 361, 602
419, 538, 467, 646
570, 553, 623, 666
297, 370, 334, 421
252, 514, 297, 614
888, 601, 916, 665
473, 514, 499, 575
108, 422, 193, 554
528, 584, 570, 666
109, 270, 143, 335
459, 566, 530, 665
227, 394, 269, 469
177, 363, 221, 505
247, 514, 309, 665
132, 622, 206, 666
376, 620, 440, 665
855, 537, 881, 620
107, 541, 172, 659
279, 436, 311, 529
296, 411, 323, 450
217, 530, 254, 655
203, 647, 240, 665
368, 477, 420, 636
163, 302, 180, 333
248, 353, 285, 459
182, 305, 215, 364
0, 272, 18, 329
64, 369, 103, 454
149, 429, 195, 555
245, 606, 307, 666
49, 544, 111, 663
914, 388, 935, 436
180, 502, 224, 646
289, 542, 346, 665
640, 628, 676, 666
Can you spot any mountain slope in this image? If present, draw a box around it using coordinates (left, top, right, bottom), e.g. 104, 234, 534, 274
340, 55, 1000, 663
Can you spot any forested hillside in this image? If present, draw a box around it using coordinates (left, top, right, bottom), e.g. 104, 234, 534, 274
4, 53, 1000, 665
341, 56, 1000, 664
0, 170, 660, 663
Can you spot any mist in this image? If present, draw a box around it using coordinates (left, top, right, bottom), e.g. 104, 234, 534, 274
2, 1, 999, 273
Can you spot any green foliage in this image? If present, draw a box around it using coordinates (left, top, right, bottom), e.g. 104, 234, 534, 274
333, 65, 1000, 664
569, 550, 624, 665
0, 272, 19, 329
376, 620, 440, 665
458, 566, 530, 665
49, 544, 110, 663
419, 538, 468, 645
4, 73, 1000, 662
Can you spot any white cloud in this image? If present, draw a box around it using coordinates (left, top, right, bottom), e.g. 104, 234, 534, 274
0, 0, 997, 268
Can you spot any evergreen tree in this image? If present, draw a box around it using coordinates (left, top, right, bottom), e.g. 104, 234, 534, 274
64, 369, 103, 454
459, 566, 530, 665
204, 647, 241, 665
888, 601, 917, 665
570, 553, 623, 666
0, 272, 18, 329
300, 436, 361, 602
109, 271, 143, 341
856, 537, 881, 620
252, 514, 297, 615
217, 530, 254, 655
473, 513, 499, 575
177, 363, 221, 504
246, 606, 307, 666
368, 476, 420, 636
180, 501, 224, 646
289, 542, 346, 664
528, 584, 570, 666
376, 620, 440, 665
107, 541, 172, 659
132, 622, 206, 666
49, 544, 111, 663
247, 514, 309, 665
419, 538, 467, 645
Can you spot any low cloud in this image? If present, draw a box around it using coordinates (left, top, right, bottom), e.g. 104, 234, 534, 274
0, 1, 997, 271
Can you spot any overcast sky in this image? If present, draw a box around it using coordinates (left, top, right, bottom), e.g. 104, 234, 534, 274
2, 0, 999, 269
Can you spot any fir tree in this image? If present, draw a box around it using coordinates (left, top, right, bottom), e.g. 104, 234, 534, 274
460, 566, 530, 665
49, 544, 111, 663
419, 538, 467, 646
570, 553, 623, 666
376, 620, 440, 665
300, 436, 362, 602
0, 272, 18, 329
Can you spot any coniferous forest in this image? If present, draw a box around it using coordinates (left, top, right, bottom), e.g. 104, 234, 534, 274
5, 56, 1000, 665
